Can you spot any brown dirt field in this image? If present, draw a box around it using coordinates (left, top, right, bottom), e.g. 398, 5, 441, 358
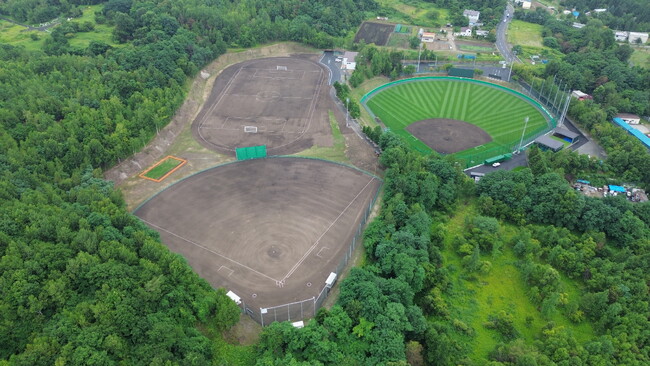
354, 21, 395, 46
104, 43, 320, 187
407, 118, 492, 154
192, 56, 330, 156
134, 157, 381, 323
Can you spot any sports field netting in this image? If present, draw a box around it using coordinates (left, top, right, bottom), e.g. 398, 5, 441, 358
362, 77, 555, 167
236, 145, 267, 160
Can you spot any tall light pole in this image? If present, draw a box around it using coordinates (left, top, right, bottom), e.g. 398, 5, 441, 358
518, 116, 529, 153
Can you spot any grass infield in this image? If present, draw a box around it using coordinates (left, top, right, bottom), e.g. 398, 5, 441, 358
139, 156, 187, 182
363, 77, 552, 164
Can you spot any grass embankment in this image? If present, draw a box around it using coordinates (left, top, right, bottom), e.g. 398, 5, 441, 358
294, 111, 349, 163
364, 78, 549, 160
441, 203, 595, 363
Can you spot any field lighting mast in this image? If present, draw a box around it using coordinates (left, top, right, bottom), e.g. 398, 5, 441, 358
518, 116, 529, 153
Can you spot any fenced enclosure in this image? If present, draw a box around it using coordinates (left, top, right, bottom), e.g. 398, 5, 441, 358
240, 177, 382, 326
360, 76, 557, 168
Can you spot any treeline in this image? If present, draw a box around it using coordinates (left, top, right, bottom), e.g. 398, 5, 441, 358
254, 134, 471, 364
567, 0, 650, 31
475, 166, 650, 364
510, 14, 650, 186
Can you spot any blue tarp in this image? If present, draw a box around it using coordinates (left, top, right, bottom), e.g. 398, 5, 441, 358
577, 179, 590, 184
609, 185, 626, 193
612, 118, 650, 149
572, 11, 580, 17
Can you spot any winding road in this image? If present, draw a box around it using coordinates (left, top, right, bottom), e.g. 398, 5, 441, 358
496, 2, 517, 63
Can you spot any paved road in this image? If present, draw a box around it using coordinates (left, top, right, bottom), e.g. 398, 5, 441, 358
320, 51, 342, 85
496, 2, 517, 63
0, 15, 59, 32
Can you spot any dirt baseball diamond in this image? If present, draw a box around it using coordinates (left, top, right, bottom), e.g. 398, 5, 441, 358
192, 56, 331, 156
406, 118, 492, 154
134, 157, 381, 318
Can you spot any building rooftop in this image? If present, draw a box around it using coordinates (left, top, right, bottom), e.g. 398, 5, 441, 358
535, 135, 565, 151
554, 127, 579, 140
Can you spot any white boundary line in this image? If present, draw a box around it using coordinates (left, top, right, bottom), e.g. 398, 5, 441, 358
281, 176, 377, 282
195, 57, 325, 152
139, 218, 280, 282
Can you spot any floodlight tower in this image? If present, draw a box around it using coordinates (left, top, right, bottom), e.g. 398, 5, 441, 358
518, 116, 529, 153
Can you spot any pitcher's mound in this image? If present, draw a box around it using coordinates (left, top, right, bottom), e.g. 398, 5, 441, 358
406, 119, 492, 154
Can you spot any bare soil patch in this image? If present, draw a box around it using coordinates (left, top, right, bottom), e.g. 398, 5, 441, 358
407, 118, 492, 154
192, 56, 330, 156
134, 157, 381, 322
354, 22, 395, 46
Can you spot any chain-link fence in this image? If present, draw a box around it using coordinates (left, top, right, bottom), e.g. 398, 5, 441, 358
239, 168, 382, 326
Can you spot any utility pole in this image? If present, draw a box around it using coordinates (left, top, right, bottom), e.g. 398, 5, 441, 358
417, 42, 422, 73
507, 51, 516, 81
518, 116, 530, 153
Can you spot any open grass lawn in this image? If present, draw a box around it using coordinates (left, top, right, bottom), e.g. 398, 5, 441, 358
141, 156, 187, 181
375, 0, 449, 27
67, 5, 118, 49
508, 20, 544, 48
629, 47, 650, 69
0, 5, 116, 51
363, 77, 551, 161
0, 20, 45, 51
457, 44, 495, 53
442, 203, 595, 362
294, 111, 349, 163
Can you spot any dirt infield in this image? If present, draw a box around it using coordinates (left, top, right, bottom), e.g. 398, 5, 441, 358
406, 118, 492, 154
192, 56, 331, 156
134, 157, 381, 319
354, 22, 395, 46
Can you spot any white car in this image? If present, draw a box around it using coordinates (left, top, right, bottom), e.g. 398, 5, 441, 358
492, 162, 501, 168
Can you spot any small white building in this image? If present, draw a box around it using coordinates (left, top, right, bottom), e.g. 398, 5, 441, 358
614, 31, 629, 42
593, 8, 607, 13
463, 10, 480, 25
342, 51, 358, 70
476, 30, 489, 37
571, 90, 592, 100
572, 22, 586, 29
522, 1, 532, 10
629, 32, 649, 44
421, 32, 436, 42
616, 113, 641, 125
454, 27, 472, 37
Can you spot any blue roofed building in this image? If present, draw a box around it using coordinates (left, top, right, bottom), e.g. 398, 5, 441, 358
612, 118, 650, 150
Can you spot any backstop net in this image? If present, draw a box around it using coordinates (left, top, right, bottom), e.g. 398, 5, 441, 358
236, 145, 267, 160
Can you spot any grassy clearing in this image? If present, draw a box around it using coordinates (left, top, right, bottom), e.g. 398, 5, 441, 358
629, 47, 650, 68
198, 317, 257, 366
441, 203, 595, 362
142, 157, 186, 180
68, 5, 117, 49
457, 44, 495, 53
508, 20, 544, 47
363, 78, 550, 160
0, 20, 46, 51
375, 0, 449, 27
294, 111, 349, 163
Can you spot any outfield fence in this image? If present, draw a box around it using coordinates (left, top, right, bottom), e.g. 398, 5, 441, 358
359, 76, 559, 168
238, 158, 382, 326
